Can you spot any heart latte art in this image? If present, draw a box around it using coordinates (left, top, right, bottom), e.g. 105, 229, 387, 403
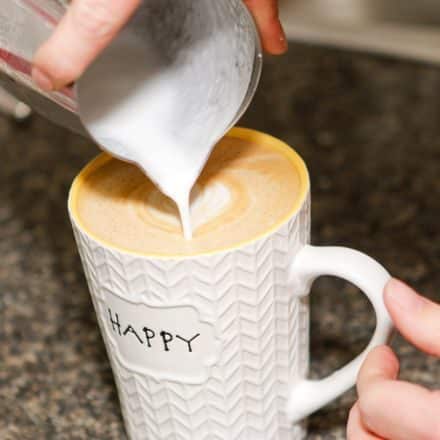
73, 135, 303, 256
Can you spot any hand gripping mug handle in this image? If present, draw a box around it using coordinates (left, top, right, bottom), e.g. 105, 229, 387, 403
286, 245, 394, 424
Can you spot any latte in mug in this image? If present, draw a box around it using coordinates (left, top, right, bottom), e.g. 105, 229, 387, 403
73, 132, 302, 256
69, 127, 393, 440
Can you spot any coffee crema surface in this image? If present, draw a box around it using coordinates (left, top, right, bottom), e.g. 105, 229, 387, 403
74, 135, 302, 256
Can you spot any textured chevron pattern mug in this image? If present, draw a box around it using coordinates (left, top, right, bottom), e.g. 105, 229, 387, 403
68, 128, 393, 440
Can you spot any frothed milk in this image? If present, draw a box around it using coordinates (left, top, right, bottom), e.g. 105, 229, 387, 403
73, 133, 301, 256
77, 0, 260, 239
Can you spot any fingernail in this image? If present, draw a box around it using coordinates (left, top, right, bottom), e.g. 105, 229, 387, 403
386, 278, 426, 312
32, 67, 53, 92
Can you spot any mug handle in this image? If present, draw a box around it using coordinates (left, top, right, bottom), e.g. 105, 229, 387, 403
286, 245, 394, 424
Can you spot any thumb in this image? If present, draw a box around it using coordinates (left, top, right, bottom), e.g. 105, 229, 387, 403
384, 278, 440, 357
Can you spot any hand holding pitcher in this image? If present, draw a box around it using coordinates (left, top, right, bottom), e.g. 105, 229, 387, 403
32, 0, 287, 91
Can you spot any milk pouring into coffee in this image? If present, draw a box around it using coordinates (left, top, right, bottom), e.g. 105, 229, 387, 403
74, 135, 302, 255
1, 0, 262, 238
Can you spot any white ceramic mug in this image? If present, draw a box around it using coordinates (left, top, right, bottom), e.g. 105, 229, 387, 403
68, 128, 393, 440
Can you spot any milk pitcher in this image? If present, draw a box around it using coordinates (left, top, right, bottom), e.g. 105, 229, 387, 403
0, 0, 262, 140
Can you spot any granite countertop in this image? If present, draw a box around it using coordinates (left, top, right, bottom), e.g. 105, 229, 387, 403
1, 43, 440, 439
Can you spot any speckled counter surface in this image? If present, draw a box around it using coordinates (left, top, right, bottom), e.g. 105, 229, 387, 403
1, 44, 440, 439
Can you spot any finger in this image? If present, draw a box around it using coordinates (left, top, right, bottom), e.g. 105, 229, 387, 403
357, 346, 440, 440
32, 0, 140, 90
384, 278, 440, 357
347, 404, 383, 440
243, 0, 287, 54
357, 345, 400, 396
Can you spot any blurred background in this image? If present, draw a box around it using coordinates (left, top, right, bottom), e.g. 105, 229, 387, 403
2, 3, 440, 439
280, 0, 440, 63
